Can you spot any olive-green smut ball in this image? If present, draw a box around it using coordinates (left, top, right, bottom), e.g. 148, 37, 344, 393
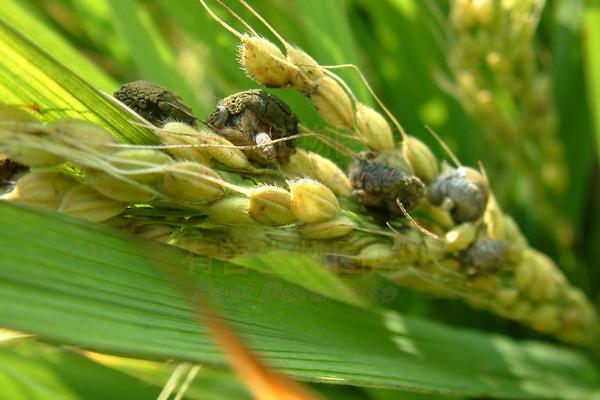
205, 89, 298, 164
114, 80, 196, 127
348, 150, 425, 214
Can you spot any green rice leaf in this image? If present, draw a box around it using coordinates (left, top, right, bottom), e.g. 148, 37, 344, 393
0, 338, 254, 400
231, 251, 366, 307
0, 19, 157, 145
0, 0, 115, 92
0, 202, 599, 399
584, 0, 600, 156
84, 350, 252, 400
0, 340, 161, 400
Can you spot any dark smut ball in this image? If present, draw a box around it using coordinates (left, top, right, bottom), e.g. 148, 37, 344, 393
205, 89, 298, 164
113, 80, 196, 128
428, 167, 488, 224
460, 239, 509, 275
0, 155, 26, 186
348, 150, 425, 214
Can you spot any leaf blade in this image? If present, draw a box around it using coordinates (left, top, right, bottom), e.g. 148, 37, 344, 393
1, 0, 116, 92
0, 202, 599, 399
584, 0, 600, 156
0, 19, 157, 144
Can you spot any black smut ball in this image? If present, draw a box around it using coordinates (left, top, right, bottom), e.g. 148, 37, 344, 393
113, 80, 196, 127
428, 167, 488, 224
460, 239, 509, 275
348, 152, 425, 214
